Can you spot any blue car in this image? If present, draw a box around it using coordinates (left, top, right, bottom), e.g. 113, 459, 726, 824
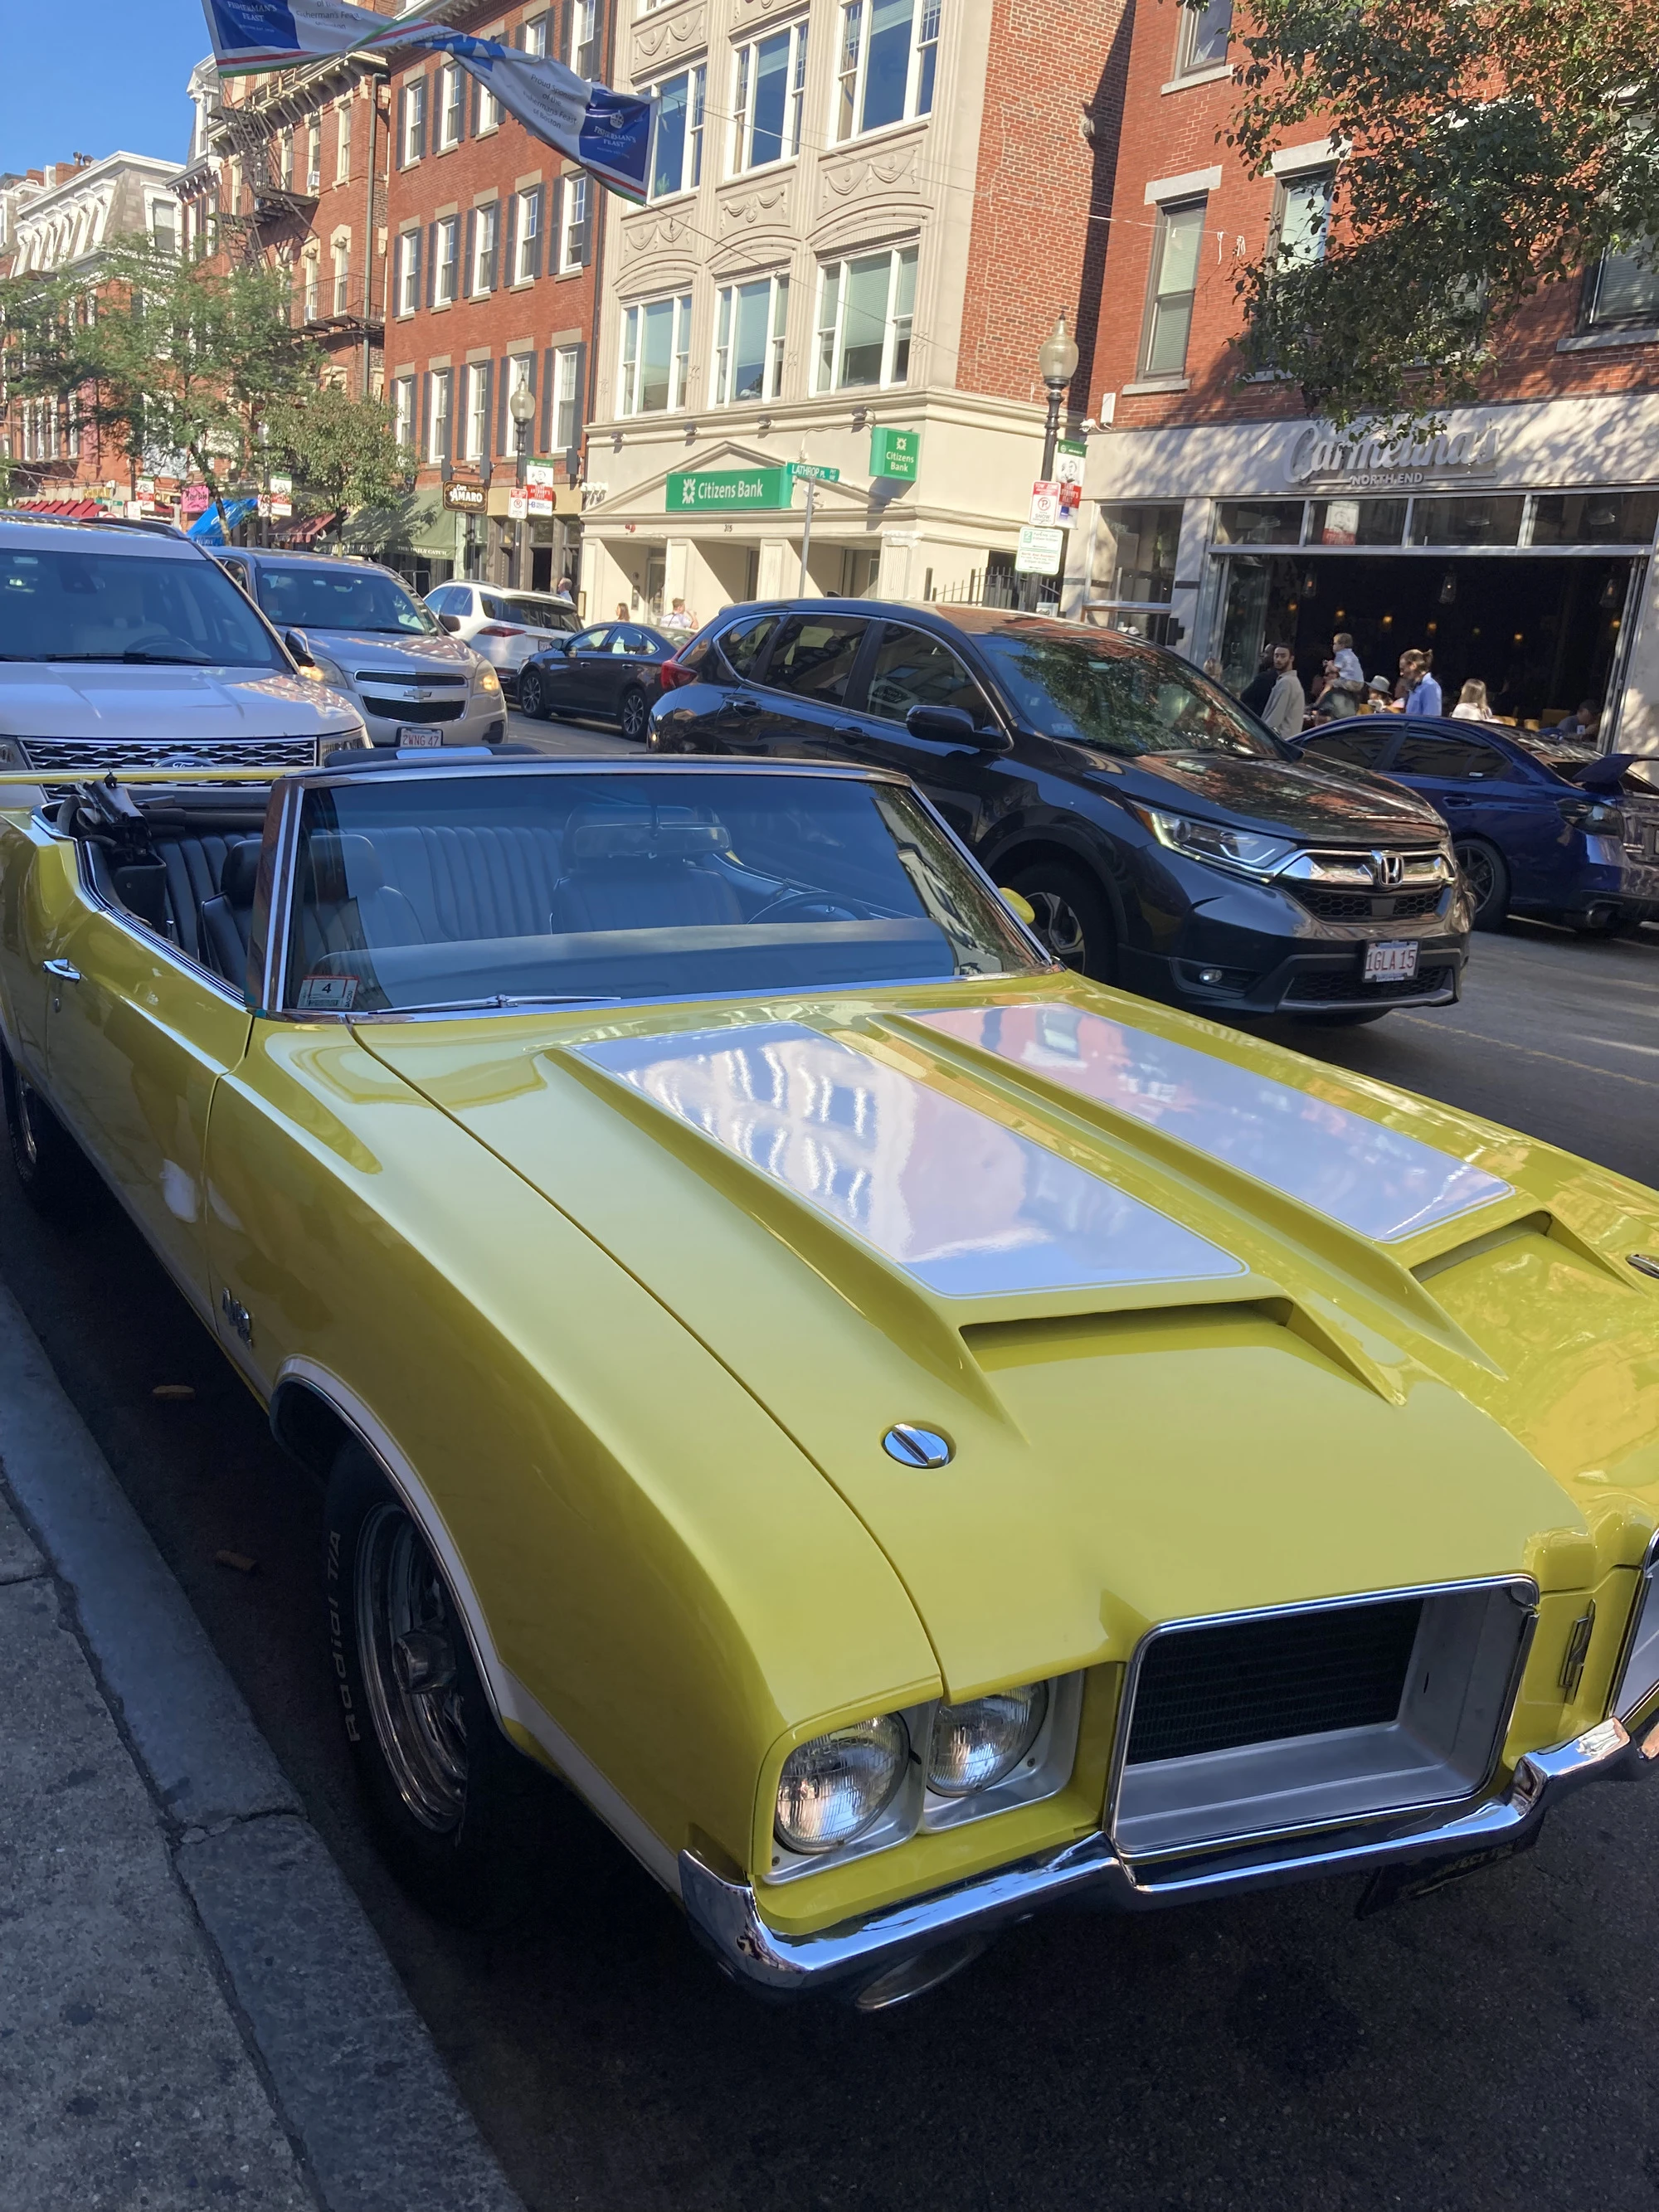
1297, 717, 1659, 933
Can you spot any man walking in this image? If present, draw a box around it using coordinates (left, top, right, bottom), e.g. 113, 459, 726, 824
1261, 644, 1306, 739
1400, 649, 1443, 716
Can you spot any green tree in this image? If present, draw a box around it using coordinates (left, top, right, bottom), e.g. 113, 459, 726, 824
263, 382, 413, 532
1219, 0, 1659, 424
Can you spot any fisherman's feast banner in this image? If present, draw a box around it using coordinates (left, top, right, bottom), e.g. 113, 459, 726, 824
201, 0, 651, 202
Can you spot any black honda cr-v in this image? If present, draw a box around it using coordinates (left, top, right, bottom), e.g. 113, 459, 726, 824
647, 600, 1471, 1024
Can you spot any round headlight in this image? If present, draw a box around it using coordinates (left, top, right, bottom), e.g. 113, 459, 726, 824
775, 1714, 909, 1855
927, 1682, 1048, 1796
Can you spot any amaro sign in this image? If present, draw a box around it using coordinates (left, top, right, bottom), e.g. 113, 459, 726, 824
1286, 420, 1504, 493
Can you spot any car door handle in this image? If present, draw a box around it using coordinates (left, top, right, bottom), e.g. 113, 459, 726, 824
42, 959, 80, 983
729, 697, 762, 717
834, 723, 871, 741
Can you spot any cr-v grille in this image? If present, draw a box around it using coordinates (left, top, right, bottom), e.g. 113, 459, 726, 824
1126, 1597, 1423, 1765
1287, 885, 1446, 921
22, 736, 320, 770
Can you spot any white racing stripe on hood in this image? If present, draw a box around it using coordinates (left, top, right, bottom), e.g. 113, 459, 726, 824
578, 1023, 1244, 1298
915, 1005, 1511, 1244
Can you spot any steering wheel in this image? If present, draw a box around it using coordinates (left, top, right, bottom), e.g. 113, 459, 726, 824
747, 887, 866, 925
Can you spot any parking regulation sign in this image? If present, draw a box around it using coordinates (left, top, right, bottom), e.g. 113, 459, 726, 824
1015, 524, 1064, 576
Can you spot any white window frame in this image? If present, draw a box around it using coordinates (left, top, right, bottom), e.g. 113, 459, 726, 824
301, 248, 320, 322
333, 239, 350, 314
464, 363, 489, 461
1273, 167, 1335, 269
730, 22, 808, 175
711, 272, 790, 405
523, 12, 548, 56
471, 202, 499, 295
1175, 0, 1230, 75
335, 98, 353, 181
617, 293, 693, 416
401, 80, 426, 165
478, 80, 501, 131
397, 229, 420, 316
812, 244, 917, 392
1137, 195, 1206, 378
392, 375, 416, 449
437, 62, 465, 149
427, 368, 452, 462
306, 119, 322, 192
513, 187, 539, 283
435, 215, 459, 305
552, 345, 581, 450
572, 0, 598, 77
649, 66, 705, 202
834, 0, 938, 145
558, 173, 588, 272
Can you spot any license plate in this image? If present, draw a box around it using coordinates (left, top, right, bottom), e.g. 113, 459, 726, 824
397, 726, 441, 749
1364, 940, 1418, 984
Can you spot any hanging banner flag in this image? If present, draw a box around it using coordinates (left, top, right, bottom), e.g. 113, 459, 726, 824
199, 0, 652, 202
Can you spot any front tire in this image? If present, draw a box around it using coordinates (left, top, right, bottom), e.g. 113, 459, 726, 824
324, 1442, 542, 1928
1003, 859, 1117, 980
1454, 838, 1509, 931
1, 1039, 85, 1218
618, 686, 649, 741
517, 669, 548, 720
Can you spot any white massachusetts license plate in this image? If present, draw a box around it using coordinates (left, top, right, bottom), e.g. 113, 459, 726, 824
1364, 940, 1418, 984
397, 726, 442, 749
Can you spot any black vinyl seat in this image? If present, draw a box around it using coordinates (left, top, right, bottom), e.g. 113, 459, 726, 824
198, 839, 262, 987
551, 816, 743, 933
153, 834, 255, 966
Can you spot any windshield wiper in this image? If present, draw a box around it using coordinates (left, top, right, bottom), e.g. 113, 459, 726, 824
367, 993, 624, 1015
16, 649, 221, 665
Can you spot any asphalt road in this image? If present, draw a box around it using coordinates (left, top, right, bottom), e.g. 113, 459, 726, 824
7, 739, 1659, 2211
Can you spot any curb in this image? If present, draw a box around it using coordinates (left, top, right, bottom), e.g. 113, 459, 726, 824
0, 1278, 524, 2212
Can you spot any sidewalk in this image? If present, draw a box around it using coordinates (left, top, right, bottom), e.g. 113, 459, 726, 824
0, 1282, 524, 2212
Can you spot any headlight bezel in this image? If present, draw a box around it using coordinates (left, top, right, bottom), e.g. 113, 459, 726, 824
1132, 805, 1299, 883
472, 659, 503, 695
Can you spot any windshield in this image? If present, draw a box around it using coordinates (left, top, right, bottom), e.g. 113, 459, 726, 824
255, 563, 439, 638
282, 771, 1043, 1013
980, 630, 1287, 761
0, 545, 287, 668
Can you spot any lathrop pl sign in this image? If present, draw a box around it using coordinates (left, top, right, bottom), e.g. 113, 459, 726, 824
1286, 419, 1504, 493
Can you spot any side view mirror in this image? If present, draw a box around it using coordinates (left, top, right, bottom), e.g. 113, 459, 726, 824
905, 702, 1007, 749
285, 628, 321, 676
438, 612, 461, 634
999, 887, 1038, 928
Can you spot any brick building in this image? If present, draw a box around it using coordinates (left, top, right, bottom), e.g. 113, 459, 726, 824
1063, 0, 1659, 748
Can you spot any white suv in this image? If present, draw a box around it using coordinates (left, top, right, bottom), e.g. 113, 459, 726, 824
0, 513, 367, 774
427, 583, 579, 693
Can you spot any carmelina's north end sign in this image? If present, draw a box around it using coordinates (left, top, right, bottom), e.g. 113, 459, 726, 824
1286, 419, 1504, 493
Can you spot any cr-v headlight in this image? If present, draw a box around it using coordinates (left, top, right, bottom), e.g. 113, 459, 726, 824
1131, 805, 1297, 882
775, 1714, 908, 1854
927, 1683, 1048, 1795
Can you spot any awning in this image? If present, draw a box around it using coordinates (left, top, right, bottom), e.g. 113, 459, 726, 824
186, 497, 260, 545
272, 512, 338, 546
13, 498, 104, 519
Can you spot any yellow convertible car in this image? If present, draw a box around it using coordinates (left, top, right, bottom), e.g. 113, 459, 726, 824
3, 751, 1659, 2010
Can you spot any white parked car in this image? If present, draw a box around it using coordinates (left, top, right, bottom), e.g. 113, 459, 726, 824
426, 582, 579, 694
216, 550, 508, 748
0, 512, 368, 775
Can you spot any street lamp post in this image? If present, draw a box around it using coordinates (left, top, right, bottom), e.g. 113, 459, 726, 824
1024, 310, 1080, 610
508, 382, 537, 591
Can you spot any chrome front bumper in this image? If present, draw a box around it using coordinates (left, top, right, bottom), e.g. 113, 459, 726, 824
681, 1717, 1640, 2001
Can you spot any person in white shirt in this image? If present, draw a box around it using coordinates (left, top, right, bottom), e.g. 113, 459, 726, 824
662, 596, 697, 634
1261, 644, 1306, 739
1331, 631, 1365, 687
1450, 678, 1493, 722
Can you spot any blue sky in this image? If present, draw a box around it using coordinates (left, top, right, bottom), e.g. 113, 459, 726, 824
2, 0, 207, 173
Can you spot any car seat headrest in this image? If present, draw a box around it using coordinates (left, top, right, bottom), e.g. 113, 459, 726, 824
220, 839, 263, 907
567, 818, 732, 863
304, 831, 386, 903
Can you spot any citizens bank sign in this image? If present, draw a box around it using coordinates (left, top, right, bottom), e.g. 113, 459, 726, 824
1286, 420, 1504, 493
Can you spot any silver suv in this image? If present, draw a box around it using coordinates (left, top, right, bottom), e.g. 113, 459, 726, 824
0, 513, 367, 772
216, 549, 507, 747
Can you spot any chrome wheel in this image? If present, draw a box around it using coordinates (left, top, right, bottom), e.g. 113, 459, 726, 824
1023, 889, 1087, 966
354, 1502, 468, 1833
619, 688, 649, 741
518, 672, 545, 719
1453, 838, 1509, 931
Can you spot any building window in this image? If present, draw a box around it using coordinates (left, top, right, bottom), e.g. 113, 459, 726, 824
333, 242, 350, 314
1582, 239, 1659, 331
713, 274, 789, 403
435, 216, 459, 304
552, 346, 581, 449
523, 12, 548, 55
464, 364, 490, 460
731, 23, 808, 174
478, 80, 501, 131
1275, 169, 1334, 267
393, 375, 416, 449
302, 250, 320, 322
618, 293, 693, 415
336, 99, 352, 180
401, 79, 426, 165
428, 369, 452, 461
650, 67, 705, 199
1137, 197, 1204, 377
558, 174, 588, 271
513, 187, 540, 282
834, 0, 937, 143
1175, 0, 1230, 74
150, 202, 178, 255
438, 62, 465, 149
506, 353, 534, 455
307, 119, 322, 192
66, 391, 80, 461
396, 229, 421, 316
471, 203, 499, 294
813, 246, 916, 391
572, 0, 599, 77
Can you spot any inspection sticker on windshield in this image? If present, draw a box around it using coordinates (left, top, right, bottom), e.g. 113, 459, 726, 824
1364, 941, 1418, 984
297, 975, 358, 1011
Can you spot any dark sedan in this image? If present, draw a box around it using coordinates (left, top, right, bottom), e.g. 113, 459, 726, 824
1298, 717, 1659, 932
516, 621, 676, 740
649, 600, 1472, 1025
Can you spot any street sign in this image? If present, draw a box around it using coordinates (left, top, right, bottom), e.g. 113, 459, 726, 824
180, 484, 211, 515
508, 493, 528, 520
788, 460, 840, 485
870, 426, 920, 480
443, 481, 487, 511
527, 493, 554, 516
1029, 482, 1063, 527
524, 459, 558, 489
270, 498, 293, 518
269, 473, 293, 498
1054, 440, 1085, 487
1015, 524, 1064, 576
666, 466, 792, 512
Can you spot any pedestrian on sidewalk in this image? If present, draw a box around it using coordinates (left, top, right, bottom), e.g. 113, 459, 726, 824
1239, 649, 1277, 716
1452, 678, 1493, 722
1365, 675, 1397, 712
662, 596, 696, 635
1331, 631, 1365, 687
1261, 644, 1306, 740
1400, 649, 1443, 716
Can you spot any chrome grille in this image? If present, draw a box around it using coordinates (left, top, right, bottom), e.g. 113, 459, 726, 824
22, 736, 319, 770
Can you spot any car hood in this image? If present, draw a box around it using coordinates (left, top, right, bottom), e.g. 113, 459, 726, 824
360, 978, 1659, 1698
299, 630, 474, 674
0, 665, 359, 738
1112, 751, 1445, 843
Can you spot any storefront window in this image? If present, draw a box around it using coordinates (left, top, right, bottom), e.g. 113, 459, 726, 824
1087, 503, 1182, 646
1408, 496, 1525, 546
1213, 500, 1303, 545
1530, 490, 1659, 547
1306, 497, 1406, 546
